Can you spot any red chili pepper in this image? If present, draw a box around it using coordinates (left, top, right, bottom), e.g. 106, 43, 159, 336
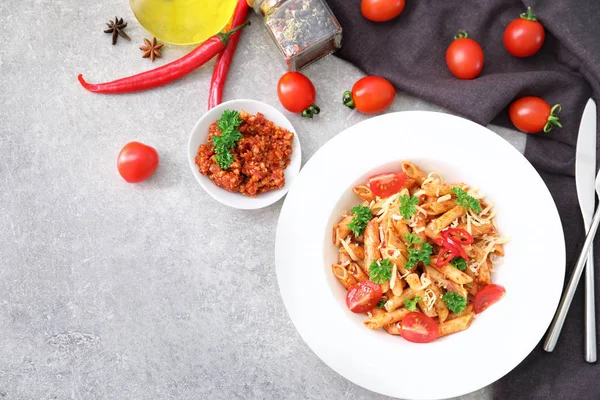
437, 248, 456, 267
208, 0, 249, 110
434, 235, 468, 260
441, 228, 474, 245
445, 237, 469, 259
78, 21, 251, 94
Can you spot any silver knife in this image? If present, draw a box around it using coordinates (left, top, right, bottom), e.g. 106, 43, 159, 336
544, 98, 597, 361
577, 99, 597, 363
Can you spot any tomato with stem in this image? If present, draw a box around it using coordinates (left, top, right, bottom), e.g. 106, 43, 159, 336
277, 72, 320, 118
509, 96, 562, 133
117, 141, 159, 183
346, 281, 383, 313
343, 76, 396, 114
401, 312, 440, 343
504, 8, 545, 58
361, 0, 406, 22
369, 172, 407, 197
446, 31, 484, 80
473, 284, 506, 314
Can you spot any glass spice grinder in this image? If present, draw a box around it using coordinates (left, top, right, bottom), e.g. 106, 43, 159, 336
247, 0, 343, 71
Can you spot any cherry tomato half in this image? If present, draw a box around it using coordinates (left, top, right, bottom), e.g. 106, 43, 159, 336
343, 76, 396, 114
369, 171, 407, 197
473, 284, 506, 314
504, 8, 545, 58
277, 72, 320, 118
346, 281, 383, 313
446, 31, 484, 80
361, 0, 406, 22
401, 312, 440, 343
509, 96, 562, 134
117, 141, 159, 183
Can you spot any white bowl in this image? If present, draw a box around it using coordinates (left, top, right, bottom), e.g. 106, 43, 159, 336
187, 99, 301, 209
275, 111, 565, 399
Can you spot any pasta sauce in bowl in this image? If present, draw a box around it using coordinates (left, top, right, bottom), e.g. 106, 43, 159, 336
187, 99, 301, 210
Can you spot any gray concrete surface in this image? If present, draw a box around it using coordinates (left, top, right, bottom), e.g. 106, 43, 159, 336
0, 1, 525, 399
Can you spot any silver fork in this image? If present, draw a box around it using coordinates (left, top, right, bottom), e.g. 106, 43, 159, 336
544, 172, 600, 353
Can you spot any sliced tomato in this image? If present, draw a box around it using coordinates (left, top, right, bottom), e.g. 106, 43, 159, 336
346, 281, 382, 313
401, 312, 440, 343
369, 172, 407, 197
436, 248, 456, 267
442, 228, 474, 245
473, 284, 506, 314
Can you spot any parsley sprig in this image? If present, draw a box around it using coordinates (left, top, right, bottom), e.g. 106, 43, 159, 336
376, 298, 386, 308
403, 233, 433, 270
451, 257, 467, 271
399, 195, 419, 220
347, 205, 372, 237
213, 110, 243, 170
451, 187, 482, 213
404, 296, 422, 312
369, 259, 393, 284
442, 291, 467, 314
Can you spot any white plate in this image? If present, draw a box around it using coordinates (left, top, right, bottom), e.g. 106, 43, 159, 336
187, 99, 301, 210
275, 111, 565, 400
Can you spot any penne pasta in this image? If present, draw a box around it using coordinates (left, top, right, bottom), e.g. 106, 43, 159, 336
364, 307, 410, 330
331, 161, 506, 342
353, 185, 375, 202
332, 264, 358, 290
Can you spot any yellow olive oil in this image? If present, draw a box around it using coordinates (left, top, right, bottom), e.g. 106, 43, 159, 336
130, 0, 238, 45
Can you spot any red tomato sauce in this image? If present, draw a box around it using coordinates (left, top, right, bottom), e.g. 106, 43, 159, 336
195, 111, 294, 197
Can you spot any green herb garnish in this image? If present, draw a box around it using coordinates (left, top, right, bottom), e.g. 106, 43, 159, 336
404, 296, 422, 312
451, 187, 482, 213
347, 205, 372, 237
376, 298, 386, 308
369, 259, 393, 284
450, 257, 467, 271
399, 195, 419, 220
403, 233, 433, 270
442, 291, 467, 314
213, 109, 243, 170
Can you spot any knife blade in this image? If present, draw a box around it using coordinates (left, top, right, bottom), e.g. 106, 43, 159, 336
576, 98, 597, 363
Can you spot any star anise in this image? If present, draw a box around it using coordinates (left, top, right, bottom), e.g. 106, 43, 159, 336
139, 37, 164, 62
104, 16, 131, 45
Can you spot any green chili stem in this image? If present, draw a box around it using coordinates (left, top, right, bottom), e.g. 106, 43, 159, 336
520, 7, 539, 21
543, 104, 562, 133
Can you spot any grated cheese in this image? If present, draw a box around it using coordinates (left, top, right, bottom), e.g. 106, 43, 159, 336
436, 188, 440, 197
400, 270, 412, 279
415, 205, 428, 216
340, 238, 359, 262
414, 189, 426, 197
414, 227, 425, 234
390, 263, 398, 289
415, 273, 432, 290
423, 288, 437, 310
437, 194, 451, 203
450, 218, 459, 228
391, 214, 403, 221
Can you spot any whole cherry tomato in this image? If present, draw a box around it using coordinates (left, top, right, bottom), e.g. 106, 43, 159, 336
117, 142, 159, 183
504, 8, 545, 58
473, 284, 506, 314
509, 96, 562, 134
346, 281, 382, 313
343, 76, 396, 114
445, 31, 484, 80
401, 312, 440, 343
361, 0, 406, 22
277, 72, 320, 118
369, 172, 407, 197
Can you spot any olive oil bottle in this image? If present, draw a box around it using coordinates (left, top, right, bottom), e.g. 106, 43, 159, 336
130, 0, 238, 45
